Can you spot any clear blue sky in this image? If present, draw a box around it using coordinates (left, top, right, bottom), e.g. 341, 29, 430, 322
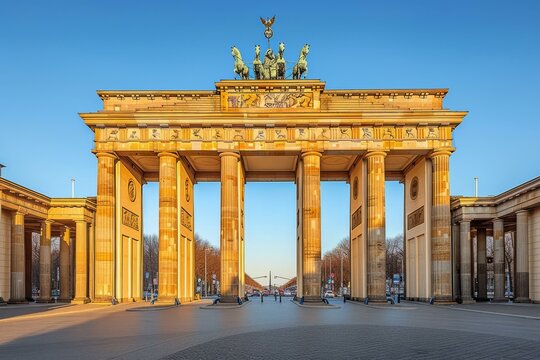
1, 1, 539, 283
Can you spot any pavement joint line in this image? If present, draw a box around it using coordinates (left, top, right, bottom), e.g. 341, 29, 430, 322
446, 307, 540, 320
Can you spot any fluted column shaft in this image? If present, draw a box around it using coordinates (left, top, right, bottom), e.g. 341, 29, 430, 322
301, 152, 322, 300
9, 211, 25, 303
37, 220, 53, 302
94, 152, 116, 301
74, 220, 89, 302
476, 228, 487, 301
366, 151, 386, 301
220, 152, 240, 302
430, 149, 453, 301
515, 210, 529, 302
459, 221, 473, 302
492, 218, 505, 301
59, 227, 71, 301
158, 152, 179, 303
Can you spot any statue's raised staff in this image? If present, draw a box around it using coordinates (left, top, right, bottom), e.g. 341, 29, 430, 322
231, 46, 249, 80
293, 44, 310, 80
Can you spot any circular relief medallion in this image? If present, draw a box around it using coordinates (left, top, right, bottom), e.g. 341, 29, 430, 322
128, 179, 136, 202
410, 176, 419, 200
185, 178, 191, 202
353, 176, 359, 200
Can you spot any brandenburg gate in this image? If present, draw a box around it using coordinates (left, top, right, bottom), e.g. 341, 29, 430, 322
81, 78, 466, 303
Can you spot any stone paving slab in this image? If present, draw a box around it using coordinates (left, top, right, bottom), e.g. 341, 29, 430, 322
162, 324, 540, 360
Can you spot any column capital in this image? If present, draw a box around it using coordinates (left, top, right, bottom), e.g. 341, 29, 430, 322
42, 219, 54, 225
516, 209, 529, 216
364, 150, 387, 159
429, 148, 454, 158
74, 219, 88, 224
459, 219, 471, 225
219, 151, 241, 159
95, 151, 117, 160
157, 151, 179, 159
491, 217, 503, 224
300, 151, 322, 159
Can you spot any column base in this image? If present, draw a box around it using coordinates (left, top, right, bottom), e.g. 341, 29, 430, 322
72, 297, 91, 304
367, 295, 386, 302
57, 298, 72, 303
8, 299, 29, 304
156, 296, 180, 305
459, 297, 475, 304
514, 297, 530, 303
219, 296, 240, 304
92, 296, 113, 304
491, 297, 508, 303
475, 297, 489, 302
36, 297, 55, 303
303, 296, 324, 303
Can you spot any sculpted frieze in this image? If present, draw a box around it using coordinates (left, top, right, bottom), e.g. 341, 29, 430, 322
225, 92, 313, 110
102, 125, 446, 143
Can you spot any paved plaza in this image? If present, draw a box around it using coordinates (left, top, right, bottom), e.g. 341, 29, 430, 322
0, 299, 538, 359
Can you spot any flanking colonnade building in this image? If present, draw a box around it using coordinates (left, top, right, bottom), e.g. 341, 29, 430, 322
0, 79, 539, 304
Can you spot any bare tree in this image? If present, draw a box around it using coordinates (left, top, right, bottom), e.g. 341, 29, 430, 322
386, 234, 403, 280
143, 234, 158, 290
504, 232, 514, 295
322, 237, 351, 291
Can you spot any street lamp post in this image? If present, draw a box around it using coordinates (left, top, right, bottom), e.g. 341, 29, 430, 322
340, 251, 344, 294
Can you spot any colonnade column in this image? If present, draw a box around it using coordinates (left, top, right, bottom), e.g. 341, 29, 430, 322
365, 151, 386, 301
158, 152, 179, 303
74, 220, 89, 303
300, 151, 322, 301
59, 226, 71, 302
515, 210, 530, 302
459, 220, 473, 302
476, 227, 487, 301
492, 218, 505, 301
220, 152, 241, 303
429, 149, 453, 301
94, 152, 117, 302
37, 220, 53, 303
9, 211, 26, 303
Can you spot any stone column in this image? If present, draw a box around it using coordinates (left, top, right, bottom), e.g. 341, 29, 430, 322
492, 218, 505, 301
220, 152, 240, 303
88, 220, 95, 301
37, 220, 53, 303
365, 151, 386, 301
158, 152, 179, 303
94, 152, 116, 302
9, 211, 26, 303
74, 220, 89, 303
429, 149, 453, 301
459, 221, 473, 303
476, 227, 487, 301
24, 230, 32, 301
515, 210, 529, 302
452, 223, 460, 300
59, 226, 71, 302
301, 151, 322, 301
